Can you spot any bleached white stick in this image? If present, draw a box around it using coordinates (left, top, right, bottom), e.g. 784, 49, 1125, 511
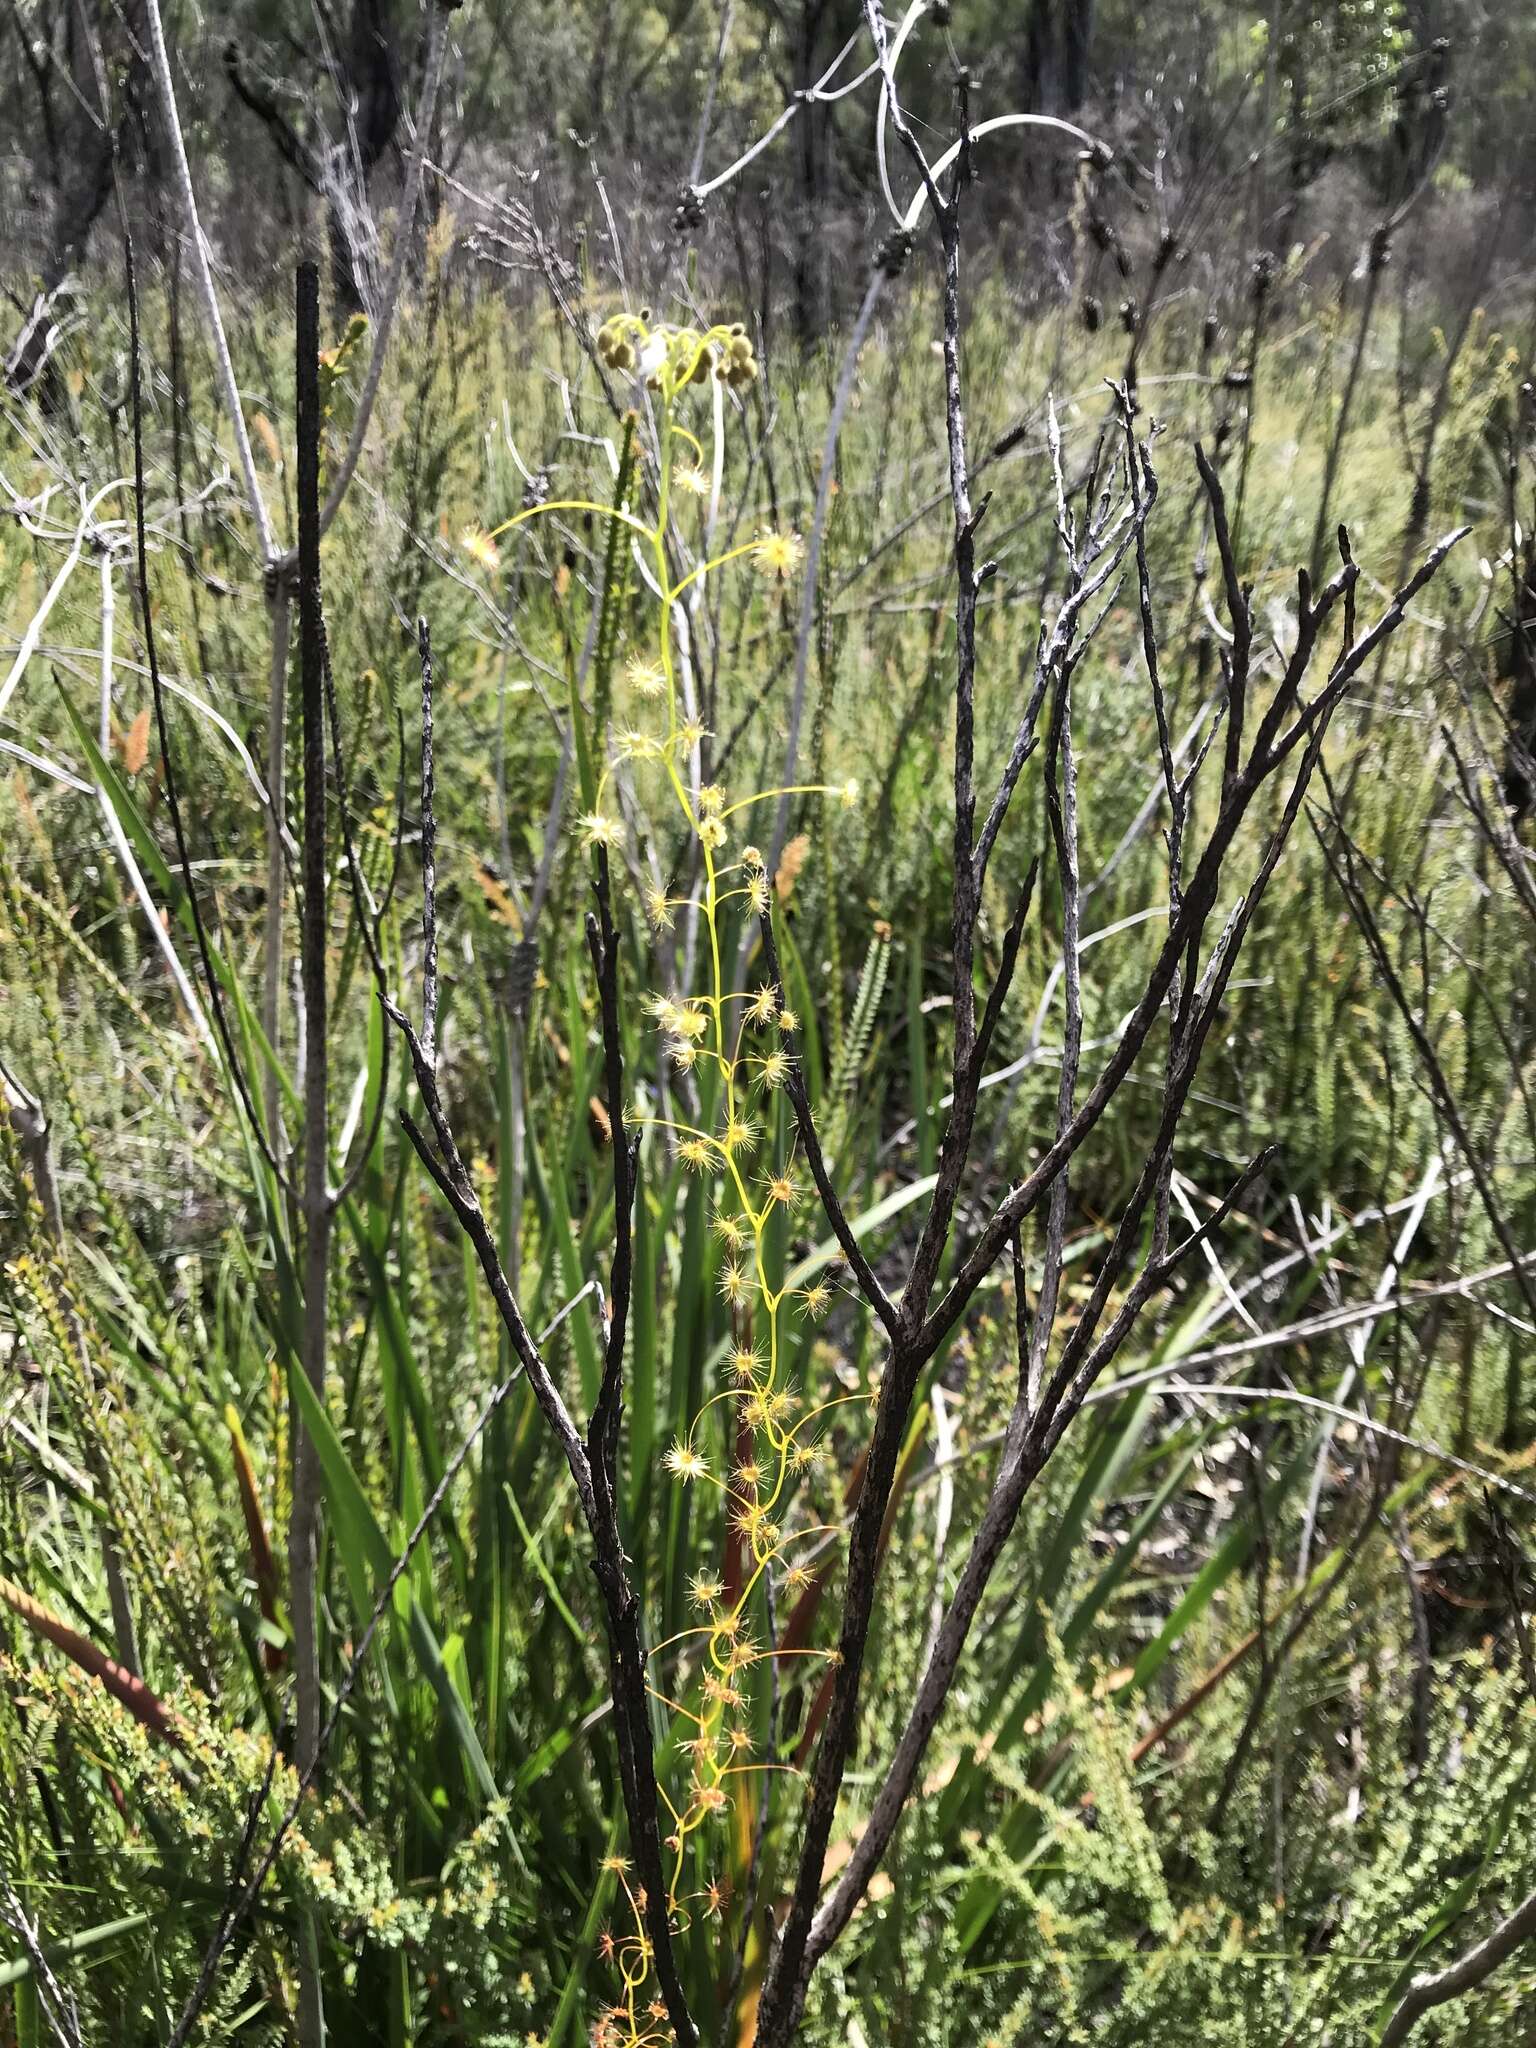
0, 480, 131, 719
94, 554, 212, 1045
143, 0, 276, 565
317, 2, 453, 536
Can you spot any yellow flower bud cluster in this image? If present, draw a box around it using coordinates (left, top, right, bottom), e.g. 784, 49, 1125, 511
719, 325, 759, 391
595, 311, 758, 395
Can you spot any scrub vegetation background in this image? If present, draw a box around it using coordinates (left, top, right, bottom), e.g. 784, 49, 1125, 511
2, 2, 1536, 2043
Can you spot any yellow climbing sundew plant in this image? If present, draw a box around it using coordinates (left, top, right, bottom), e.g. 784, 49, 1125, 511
484, 310, 861, 2040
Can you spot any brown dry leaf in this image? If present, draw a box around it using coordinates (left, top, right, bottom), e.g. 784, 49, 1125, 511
775, 832, 810, 901
121, 707, 151, 776
472, 863, 523, 933
250, 410, 282, 468
0, 1572, 187, 1748
818, 1835, 893, 1910
734, 1982, 763, 2048
589, 1094, 612, 1145
542, 1017, 571, 1066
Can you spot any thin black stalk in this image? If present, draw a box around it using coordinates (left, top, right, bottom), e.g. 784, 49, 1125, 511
289, 257, 330, 2048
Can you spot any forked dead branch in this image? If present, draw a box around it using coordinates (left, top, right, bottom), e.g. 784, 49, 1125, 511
357, 281, 1462, 2048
